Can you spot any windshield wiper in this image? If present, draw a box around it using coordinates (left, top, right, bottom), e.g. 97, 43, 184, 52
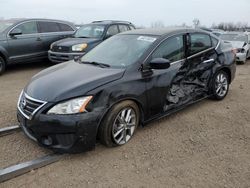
80, 61, 110, 68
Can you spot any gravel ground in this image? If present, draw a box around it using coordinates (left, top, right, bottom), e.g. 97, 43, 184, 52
1, 60, 250, 187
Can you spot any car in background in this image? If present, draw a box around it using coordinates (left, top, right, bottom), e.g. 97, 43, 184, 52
48, 20, 135, 63
199, 27, 224, 37
220, 32, 250, 64
0, 18, 76, 75
18, 28, 236, 153
211, 29, 225, 37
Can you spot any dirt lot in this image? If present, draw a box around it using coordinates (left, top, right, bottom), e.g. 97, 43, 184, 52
1, 60, 250, 188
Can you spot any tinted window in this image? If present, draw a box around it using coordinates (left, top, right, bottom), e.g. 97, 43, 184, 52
58, 23, 74, 31
38, 21, 60, 33
152, 35, 184, 62
119, 25, 129, 32
106, 25, 119, 36
75, 25, 105, 38
129, 25, 135, 30
15, 21, 37, 34
189, 34, 211, 55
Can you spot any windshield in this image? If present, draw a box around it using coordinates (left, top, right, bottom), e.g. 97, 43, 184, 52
74, 24, 105, 38
220, 34, 248, 42
0, 21, 15, 33
81, 35, 158, 68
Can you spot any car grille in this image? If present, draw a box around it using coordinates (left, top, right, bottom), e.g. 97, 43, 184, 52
18, 92, 47, 120
51, 46, 70, 52
49, 53, 71, 62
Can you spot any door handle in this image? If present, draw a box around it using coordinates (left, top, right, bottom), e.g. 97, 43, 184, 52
202, 59, 214, 63
36, 37, 42, 41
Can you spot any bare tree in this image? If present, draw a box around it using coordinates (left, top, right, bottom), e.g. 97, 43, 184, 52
151, 21, 165, 28
212, 22, 249, 31
193, 18, 200, 28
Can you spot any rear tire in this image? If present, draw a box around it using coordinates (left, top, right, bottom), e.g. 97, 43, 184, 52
0, 56, 6, 75
98, 100, 140, 147
210, 70, 229, 100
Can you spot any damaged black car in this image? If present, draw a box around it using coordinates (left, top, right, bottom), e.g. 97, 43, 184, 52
17, 28, 236, 153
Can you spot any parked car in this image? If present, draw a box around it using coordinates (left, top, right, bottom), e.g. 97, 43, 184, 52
48, 20, 135, 63
220, 32, 250, 64
0, 18, 76, 74
17, 28, 236, 153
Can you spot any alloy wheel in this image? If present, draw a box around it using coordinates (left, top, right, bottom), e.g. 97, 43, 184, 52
112, 107, 137, 145
215, 73, 228, 97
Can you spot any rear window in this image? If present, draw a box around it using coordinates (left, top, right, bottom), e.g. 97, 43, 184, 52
189, 33, 212, 55
38, 21, 60, 33
58, 23, 74, 31
118, 25, 129, 32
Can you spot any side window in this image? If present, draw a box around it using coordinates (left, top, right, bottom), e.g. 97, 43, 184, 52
118, 25, 129, 32
38, 21, 60, 33
106, 25, 119, 36
211, 37, 219, 47
129, 25, 135, 30
151, 35, 185, 62
190, 33, 212, 55
15, 21, 37, 34
58, 23, 74, 31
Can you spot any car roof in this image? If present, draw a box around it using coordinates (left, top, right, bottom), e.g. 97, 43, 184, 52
120, 27, 208, 36
91, 20, 133, 25
2, 18, 75, 25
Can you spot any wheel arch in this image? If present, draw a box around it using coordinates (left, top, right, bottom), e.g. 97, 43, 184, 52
217, 67, 232, 84
0, 47, 9, 64
96, 97, 145, 138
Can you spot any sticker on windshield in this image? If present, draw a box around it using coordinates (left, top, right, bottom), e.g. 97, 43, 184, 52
137, 36, 157, 43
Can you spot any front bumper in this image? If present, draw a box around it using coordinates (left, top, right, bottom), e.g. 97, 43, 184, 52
48, 50, 85, 63
17, 108, 102, 153
235, 52, 247, 62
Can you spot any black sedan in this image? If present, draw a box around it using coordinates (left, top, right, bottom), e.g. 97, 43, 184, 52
17, 28, 236, 153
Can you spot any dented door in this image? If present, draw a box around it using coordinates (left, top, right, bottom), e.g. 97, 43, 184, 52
145, 33, 217, 118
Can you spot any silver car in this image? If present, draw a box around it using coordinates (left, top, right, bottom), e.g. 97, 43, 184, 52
220, 32, 250, 64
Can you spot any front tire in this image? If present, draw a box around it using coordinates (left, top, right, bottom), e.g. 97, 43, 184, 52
98, 100, 140, 147
211, 70, 229, 100
0, 56, 6, 75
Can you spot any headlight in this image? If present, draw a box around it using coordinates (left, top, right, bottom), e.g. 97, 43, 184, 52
47, 96, 93, 115
50, 43, 55, 50
237, 48, 245, 53
72, 43, 88, 52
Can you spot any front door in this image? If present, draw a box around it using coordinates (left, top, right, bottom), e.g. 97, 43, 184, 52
7, 21, 44, 62
143, 34, 187, 118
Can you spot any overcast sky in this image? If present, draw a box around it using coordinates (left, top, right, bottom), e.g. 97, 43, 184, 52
1, 0, 250, 27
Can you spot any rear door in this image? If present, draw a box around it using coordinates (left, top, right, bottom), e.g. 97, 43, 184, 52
7, 21, 44, 62
38, 21, 74, 51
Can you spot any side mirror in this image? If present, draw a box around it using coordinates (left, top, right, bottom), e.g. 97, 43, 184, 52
149, 58, 171, 70
9, 28, 22, 36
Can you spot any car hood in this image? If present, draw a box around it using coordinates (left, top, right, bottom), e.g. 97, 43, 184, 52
25, 61, 125, 102
53, 37, 102, 47
227, 41, 246, 49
